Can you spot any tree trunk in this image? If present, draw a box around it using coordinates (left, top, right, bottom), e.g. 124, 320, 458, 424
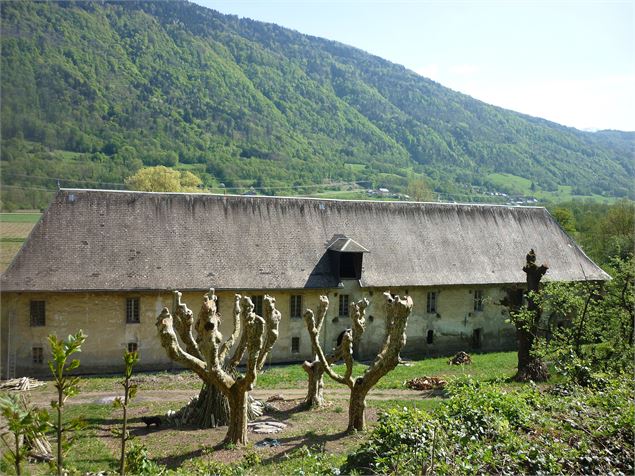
224, 386, 249, 445
176, 383, 230, 428
347, 384, 368, 432
515, 250, 549, 382
303, 360, 326, 408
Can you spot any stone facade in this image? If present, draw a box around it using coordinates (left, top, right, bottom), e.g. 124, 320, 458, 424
1, 281, 516, 377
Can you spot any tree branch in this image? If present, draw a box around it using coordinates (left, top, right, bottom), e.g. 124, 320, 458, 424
228, 295, 251, 369
257, 295, 281, 370
172, 291, 203, 360
156, 307, 208, 382
361, 293, 412, 391
304, 304, 352, 387
219, 294, 242, 363
350, 298, 369, 345
194, 291, 234, 390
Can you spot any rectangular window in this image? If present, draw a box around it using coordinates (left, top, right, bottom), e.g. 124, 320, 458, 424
426, 330, 434, 344
290, 295, 303, 319
474, 290, 484, 312
32, 346, 43, 364
251, 295, 263, 316
426, 292, 437, 313
291, 336, 300, 354
338, 294, 350, 317
126, 298, 140, 323
127, 342, 138, 353
30, 300, 46, 327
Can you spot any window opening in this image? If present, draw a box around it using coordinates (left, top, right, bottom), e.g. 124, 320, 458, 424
126, 298, 140, 323
474, 290, 484, 312
290, 295, 303, 319
291, 337, 300, 353
30, 301, 45, 327
251, 295, 264, 316
338, 294, 350, 317
426, 292, 437, 313
32, 346, 43, 364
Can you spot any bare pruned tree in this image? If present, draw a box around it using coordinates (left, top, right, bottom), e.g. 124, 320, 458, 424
156, 289, 281, 445
304, 292, 413, 431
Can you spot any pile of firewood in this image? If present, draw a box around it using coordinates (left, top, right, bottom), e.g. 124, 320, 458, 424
404, 376, 447, 390
448, 351, 472, 365
0, 377, 46, 391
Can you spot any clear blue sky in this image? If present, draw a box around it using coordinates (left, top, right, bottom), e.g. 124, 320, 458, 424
193, 0, 634, 131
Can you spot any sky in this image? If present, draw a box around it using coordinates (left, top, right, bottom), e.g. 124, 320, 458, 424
193, 0, 634, 132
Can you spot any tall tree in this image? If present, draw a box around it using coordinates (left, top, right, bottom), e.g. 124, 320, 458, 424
125, 166, 202, 192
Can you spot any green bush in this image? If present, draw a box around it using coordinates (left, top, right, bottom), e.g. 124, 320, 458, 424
343, 377, 634, 475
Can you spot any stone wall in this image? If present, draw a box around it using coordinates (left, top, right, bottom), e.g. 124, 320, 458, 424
0, 283, 517, 377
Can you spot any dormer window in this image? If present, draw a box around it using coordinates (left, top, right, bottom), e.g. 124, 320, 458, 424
327, 236, 368, 281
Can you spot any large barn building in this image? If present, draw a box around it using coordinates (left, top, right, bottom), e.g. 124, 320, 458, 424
0, 189, 609, 377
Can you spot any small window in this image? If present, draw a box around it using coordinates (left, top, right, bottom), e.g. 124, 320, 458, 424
426, 292, 437, 313
472, 328, 482, 349
30, 300, 46, 327
426, 330, 434, 344
126, 298, 140, 323
338, 294, 350, 317
32, 346, 43, 364
474, 290, 484, 312
291, 336, 300, 354
290, 295, 303, 319
127, 342, 138, 353
251, 295, 263, 316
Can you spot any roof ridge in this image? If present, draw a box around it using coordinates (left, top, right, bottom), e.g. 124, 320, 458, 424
57, 188, 546, 210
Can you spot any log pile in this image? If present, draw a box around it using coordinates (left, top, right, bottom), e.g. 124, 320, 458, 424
448, 351, 472, 365
404, 376, 447, 390
0, 377, 46, 391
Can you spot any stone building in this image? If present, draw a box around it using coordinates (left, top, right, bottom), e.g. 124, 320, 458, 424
0, 189, 608, 377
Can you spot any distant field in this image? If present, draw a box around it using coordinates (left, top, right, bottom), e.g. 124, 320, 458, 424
0, 212, 40, 271
486, 173, 616, 203
0, 212, 42, 223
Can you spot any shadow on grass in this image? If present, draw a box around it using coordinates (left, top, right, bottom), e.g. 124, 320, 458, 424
258, 428, 351, 467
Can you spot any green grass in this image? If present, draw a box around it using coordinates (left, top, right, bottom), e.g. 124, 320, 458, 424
0, 212, 42, 223
0, 237, 25, 243
259, 351, 518, 389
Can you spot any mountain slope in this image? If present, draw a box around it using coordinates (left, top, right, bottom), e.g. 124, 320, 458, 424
1, 0, 633, 209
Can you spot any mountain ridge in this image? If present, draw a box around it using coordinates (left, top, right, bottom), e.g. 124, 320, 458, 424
1, 0, 633, 210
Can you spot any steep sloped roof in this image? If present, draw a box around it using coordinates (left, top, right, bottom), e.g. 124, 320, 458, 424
0, 189, 609, 292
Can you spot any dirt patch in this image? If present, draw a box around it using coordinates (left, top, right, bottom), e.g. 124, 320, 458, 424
101, 397, 368, 470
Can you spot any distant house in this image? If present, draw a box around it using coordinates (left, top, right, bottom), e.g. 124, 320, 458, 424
0, 189, 608, 377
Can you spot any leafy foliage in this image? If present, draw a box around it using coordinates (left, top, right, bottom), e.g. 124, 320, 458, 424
125, 166, 202, 192
0, 394, 49, 476
344, 377, 634, 475
48, 330, 87, 476
113, 350, 139, 475
1, 1, 633, 210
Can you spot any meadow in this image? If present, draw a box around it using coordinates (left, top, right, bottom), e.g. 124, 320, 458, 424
5, 351, 632, 475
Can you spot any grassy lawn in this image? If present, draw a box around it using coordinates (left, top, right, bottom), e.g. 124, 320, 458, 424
5, 350, 630, 475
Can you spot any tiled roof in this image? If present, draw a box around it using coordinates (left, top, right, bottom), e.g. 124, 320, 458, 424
0, 189, 610, 292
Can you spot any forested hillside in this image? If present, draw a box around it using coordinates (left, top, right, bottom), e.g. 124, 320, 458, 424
1, 0, 633, 209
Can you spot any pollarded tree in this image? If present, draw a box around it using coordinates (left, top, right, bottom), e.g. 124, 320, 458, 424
156, 289, 281, 445
302, 296, 330, 408
304, 292, 413, 431
511, 249, 550, 382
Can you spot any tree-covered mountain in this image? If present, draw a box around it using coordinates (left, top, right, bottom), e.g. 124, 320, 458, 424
1, 0, 633, 209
